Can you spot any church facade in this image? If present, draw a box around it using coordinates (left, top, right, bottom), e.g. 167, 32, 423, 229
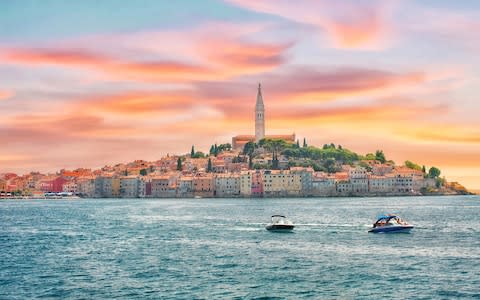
232, 84, 296, 151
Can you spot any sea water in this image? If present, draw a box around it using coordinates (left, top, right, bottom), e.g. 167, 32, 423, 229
1, 196, 479, 299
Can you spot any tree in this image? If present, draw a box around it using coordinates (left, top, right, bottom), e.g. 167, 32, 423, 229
272, 151, 279, 170
217, 143, 232, 152
338, 145, 342, 150
324, 158, 337, 173
139, 168, 147, 176
296, 139, 300, 148
405, 160, 422, 171
209, 145, 215, 155
124, 169, 128, 176
207, 158, 212, 173
303, 138, 307, 148
428, 166, 441, 178
177, 157, 182, 171
214, 144, 218, 156
422, 165, 426, 174
243, 141, 256, 155
375, 150, 386, 163
191, 145, 195, 157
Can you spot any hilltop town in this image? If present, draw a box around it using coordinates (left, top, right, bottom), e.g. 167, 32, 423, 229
0, 84, 472, 198
0, 139, 471, 199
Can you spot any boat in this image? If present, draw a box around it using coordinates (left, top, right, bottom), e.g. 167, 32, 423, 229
368, 214, 414, 233
265, 215, 295, 231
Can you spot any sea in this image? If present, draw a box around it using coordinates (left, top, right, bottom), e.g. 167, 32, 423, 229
1, 196, 479, 299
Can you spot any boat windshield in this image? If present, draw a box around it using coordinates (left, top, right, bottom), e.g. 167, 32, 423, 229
373, 215, 408, 227
271, 215, 292, 225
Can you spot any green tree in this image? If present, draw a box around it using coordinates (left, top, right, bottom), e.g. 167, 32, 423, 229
243, 141, 256, 155
296, 139, 300, 148
191, 145, 195, 157
324, 158, 337, 173
139, 168, 147, 176
375, 150, 386, 163
271, 151, 279, 170
217, 143, 232, 152
422, 165, 426, 174
177, 157, 182, 171
207, 158, 212, 172
303, 138, 307, 148
214, 144, 218, 156
209, 145, 215, 155
405, 160, 422, 171
428, 166, 441, 178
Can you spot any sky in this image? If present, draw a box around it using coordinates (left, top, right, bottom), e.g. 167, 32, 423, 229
1, 0, 479, 189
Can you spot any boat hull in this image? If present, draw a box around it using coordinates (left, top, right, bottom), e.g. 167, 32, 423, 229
369, 225, 413, 233
266, 224, 295, 231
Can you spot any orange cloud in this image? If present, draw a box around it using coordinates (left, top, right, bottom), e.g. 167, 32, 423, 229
0, 90, 14, 100
77, 91, 195, 115
394, 124, 480, 144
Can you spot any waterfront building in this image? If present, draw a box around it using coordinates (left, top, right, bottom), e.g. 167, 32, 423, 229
144, 180, 152, 197
393, 174, 414, 193
214, 173, 241, 197
290, 167, 314, 196
193, 174, 214, 197
336, 180, 353, 195
368, 175, 395, 193
119, 176, 140, 198
251, 170, 264, 197
349, 167, 368, 194
311, 173, 336, 196
232, 84, 295, 151
178, 176, 194, 197
95, 176, 113, 197
151, 176, 176, 198
111, 177, 121, 197
77, 178, 95, 197
240, 171, 252, 196
263, 170, 302, 197
62, 181, 77, 193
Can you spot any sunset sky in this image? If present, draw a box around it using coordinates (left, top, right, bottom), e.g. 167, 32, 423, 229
1, 0, 479, 189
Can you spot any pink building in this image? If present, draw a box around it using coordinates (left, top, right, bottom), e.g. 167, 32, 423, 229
251, 171, 264, 197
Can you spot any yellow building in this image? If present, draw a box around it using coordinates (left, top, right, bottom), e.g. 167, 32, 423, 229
111, 177, 120, 197
263, 170, 302, 197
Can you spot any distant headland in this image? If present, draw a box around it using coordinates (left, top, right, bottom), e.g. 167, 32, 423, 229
0, 84, 473, 199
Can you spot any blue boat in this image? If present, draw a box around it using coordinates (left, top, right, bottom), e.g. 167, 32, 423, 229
368, 215, 413, 233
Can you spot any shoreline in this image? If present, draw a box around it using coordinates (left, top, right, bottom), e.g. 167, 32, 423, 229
1, 193, 476, 200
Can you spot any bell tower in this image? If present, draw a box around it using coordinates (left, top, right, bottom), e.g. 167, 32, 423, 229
255, 83, 265, 142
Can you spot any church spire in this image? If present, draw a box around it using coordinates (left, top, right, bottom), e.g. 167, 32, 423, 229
256, 83, 264, 108
255, 83, 265, 142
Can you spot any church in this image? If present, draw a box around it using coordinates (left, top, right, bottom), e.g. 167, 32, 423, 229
232, 84, 296, 151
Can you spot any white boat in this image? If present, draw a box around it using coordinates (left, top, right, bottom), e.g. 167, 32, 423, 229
265, 215, 295, 231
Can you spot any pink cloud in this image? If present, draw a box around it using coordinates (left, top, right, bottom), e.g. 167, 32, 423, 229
225, 0, 395, 49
